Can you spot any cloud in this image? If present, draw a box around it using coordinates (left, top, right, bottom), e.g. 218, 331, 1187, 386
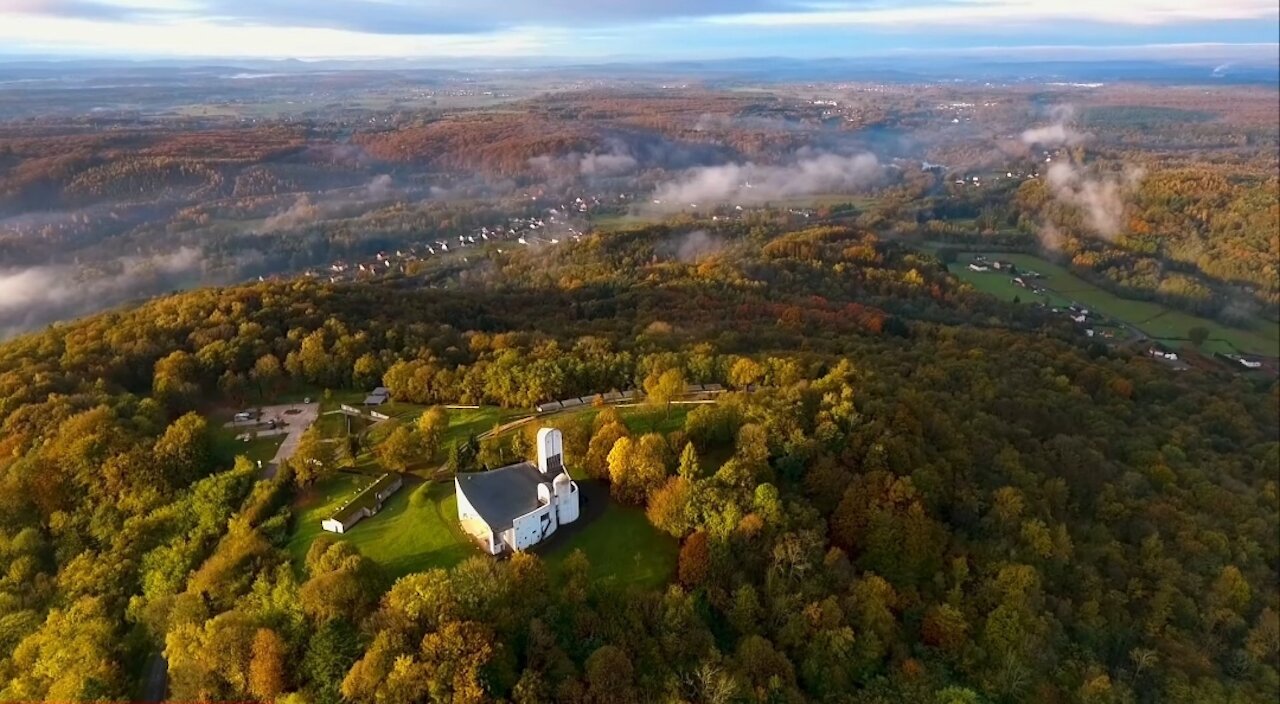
529, 147, 639, 178
0, 246, 208, 338
650, 151, 882, 210
705, 0, 1279, 27
1022, 123, 1089, 148
671, 229, 725, 263
1021, 105, 1089, 148
2, 0, 793, 35
260, 175, 398, 231
365, 174, 396, 199
1044, 161, 1145, 240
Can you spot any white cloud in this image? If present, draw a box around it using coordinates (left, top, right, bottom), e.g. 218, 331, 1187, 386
0, 13, 558, 58
705, 0, 1278, 27
650, 152, 882, 210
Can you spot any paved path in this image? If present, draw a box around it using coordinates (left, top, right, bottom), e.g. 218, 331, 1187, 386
225, 402, 320, 479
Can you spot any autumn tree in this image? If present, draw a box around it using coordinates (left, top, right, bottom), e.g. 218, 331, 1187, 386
416, 406, 450, 458
644, 367, 685, 418
585, 419, 630, 480
375, 423, 422, 472
248, 628, 288, 701
292, 424, 336, 487
679, 530, 711, 588
250, 354, 284, 398
647, 476, 695, 537
607, 433, 670, 505
728, 357, 764, 389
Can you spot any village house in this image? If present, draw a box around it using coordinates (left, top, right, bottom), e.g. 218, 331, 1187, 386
455, 428, 580, 554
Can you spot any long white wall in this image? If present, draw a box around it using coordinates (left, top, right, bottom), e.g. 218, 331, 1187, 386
455, 479, 500, 555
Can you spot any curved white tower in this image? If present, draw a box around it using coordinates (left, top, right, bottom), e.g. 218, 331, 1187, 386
537, 427, 564, 475
552, 472, 579, 524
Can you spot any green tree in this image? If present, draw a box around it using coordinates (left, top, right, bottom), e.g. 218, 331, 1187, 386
1188, 325, 1211, 347
293, 425, 336, 487
644, 367, 685, 418
154, 412, 213, 489
250, 354, 284, 399
416, 406, 450, 458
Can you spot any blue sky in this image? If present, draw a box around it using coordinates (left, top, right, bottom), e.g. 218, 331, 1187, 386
0, 0, 1276, 60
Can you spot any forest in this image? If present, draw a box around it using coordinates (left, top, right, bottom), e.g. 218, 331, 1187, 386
0, 220, 1275, 703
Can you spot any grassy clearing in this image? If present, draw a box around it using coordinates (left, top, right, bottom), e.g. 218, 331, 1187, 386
948, 252, 1280, 356
590, 212, 665, 230
210, 425, 285, 467
284, 400, 684, 587
544, 491, 678, 591
286, 475, 477, 580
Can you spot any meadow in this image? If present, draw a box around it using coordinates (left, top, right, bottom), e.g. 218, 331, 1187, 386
286, 475, 475, 580
948, 252, 1280, 356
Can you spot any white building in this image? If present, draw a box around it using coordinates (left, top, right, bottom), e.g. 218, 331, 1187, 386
455, 428, 580, 554
322, 473, 403, 534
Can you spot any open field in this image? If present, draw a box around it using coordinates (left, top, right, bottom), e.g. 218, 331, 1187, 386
947, 252, 1280, 356
544, 489, 678, 592
287, 475, 477, 580
211, 429, 285, 467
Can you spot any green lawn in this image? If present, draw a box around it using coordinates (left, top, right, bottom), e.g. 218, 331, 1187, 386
440, 406, 526, 449
544, 491, 678, 591
210, 425, 285, 467
286, 473, 677, 590
284, 402, 682, 587
531, 403, 694, 439
286, 475, 478, 580
948, 252, 1280, 356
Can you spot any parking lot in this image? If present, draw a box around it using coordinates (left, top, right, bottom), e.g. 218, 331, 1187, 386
224, 402, 320, 478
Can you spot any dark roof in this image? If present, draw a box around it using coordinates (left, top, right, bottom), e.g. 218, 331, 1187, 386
456, 462, 560, 532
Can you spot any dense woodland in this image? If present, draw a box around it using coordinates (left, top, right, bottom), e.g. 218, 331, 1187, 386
0, 221, 1275, 703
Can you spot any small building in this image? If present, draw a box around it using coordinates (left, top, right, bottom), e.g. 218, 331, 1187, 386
455, 428, 580, 554
363, 387, 390, 406
321, 473, 403, 534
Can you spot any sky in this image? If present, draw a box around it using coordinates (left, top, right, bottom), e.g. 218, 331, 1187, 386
0, 0, 1277, 60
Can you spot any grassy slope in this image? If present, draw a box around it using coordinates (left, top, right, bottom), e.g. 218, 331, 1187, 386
948, 252, 1280, 356
287, 476, 478, 580
544, 495, 678, 592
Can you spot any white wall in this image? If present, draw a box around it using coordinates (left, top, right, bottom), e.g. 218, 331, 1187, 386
554, 477, 580, 524
511, 502, 557, 551
321, 518, 345, 534
455, 479, 500, 555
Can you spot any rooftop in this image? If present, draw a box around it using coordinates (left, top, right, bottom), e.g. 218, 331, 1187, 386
329, 473, 401, 524
456, 461, 562, 532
